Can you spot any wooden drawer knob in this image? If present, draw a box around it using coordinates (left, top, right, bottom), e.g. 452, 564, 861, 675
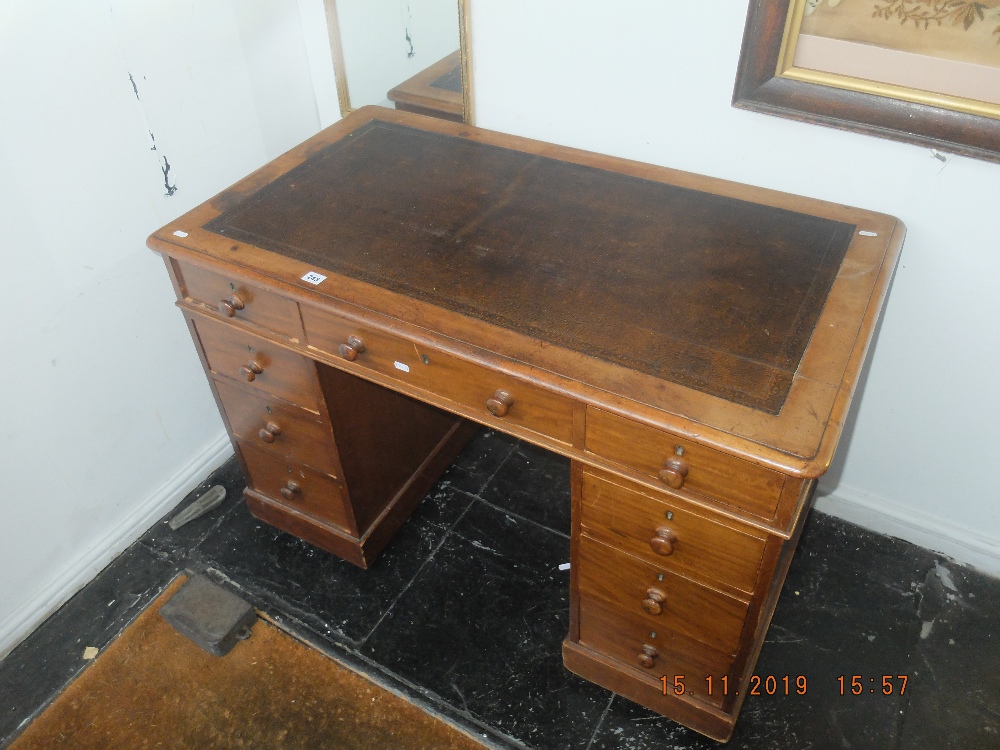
218, 294, 245, 317
637, 644, 659, 669
279, 480, 300, 500
642, 587, 668, 616
338, 335, 366, 361
658, 457, 689, 489
486, 389, 514, 418
258, 422, 282, 443
240, 360, 264, 382
649, 526, 678, 556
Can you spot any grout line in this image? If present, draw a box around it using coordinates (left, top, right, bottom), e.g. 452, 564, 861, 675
472, 497, 571, 541
467, 436, 520, 497
584, 694, 616, 750
464, 436, 571, 540
359, 492, 479, 646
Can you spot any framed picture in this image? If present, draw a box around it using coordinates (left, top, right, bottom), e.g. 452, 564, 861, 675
733, 0, 1000, 163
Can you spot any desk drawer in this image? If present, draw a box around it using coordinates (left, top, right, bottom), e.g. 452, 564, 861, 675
586, 408, 785, 519
578, 592, 732, 709
578, 536, 748, 656
176, 260, 303, 340
580, 470, 766, 596
194, 315, 321, 412
302, 306, 574, 444
241, 444, 351, 532
215, 379, 339, 477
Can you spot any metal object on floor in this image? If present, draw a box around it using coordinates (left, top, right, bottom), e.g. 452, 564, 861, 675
168, 485, 226, 530
159, 575, 256, 656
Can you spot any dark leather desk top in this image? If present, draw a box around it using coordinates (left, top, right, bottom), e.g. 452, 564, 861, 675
205, 120, 854, 414
151, 107, 904, 476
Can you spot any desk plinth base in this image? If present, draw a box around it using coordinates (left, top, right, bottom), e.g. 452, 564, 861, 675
245, 419, 477, 569
563, 640, 736, 743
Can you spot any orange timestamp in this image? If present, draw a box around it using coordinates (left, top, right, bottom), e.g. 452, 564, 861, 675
660, 675, 808, 697
838, 675, 908, 695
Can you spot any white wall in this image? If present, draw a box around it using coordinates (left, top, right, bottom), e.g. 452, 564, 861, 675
338, 0, 460, 107
469, 2, 1000, 574
0, 0, 338, 658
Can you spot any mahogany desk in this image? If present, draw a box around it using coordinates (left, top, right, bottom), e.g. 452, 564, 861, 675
148, 107, 904, 741
387, 51, 464, 122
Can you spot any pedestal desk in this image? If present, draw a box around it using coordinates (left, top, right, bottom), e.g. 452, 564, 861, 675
387, 51, 464, 123
148, 107, 904, 741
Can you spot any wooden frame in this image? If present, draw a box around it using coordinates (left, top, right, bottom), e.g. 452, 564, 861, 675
322, 0, 474, 125
733, 0, 1000, 163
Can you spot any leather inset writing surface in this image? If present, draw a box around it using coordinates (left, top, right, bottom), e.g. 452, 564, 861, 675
204, 121, 854, 413
429, 66, 462, 93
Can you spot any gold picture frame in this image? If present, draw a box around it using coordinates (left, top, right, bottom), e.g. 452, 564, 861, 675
733, 0, 1000, 163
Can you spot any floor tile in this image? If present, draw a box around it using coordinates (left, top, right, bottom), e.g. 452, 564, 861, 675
190, 483, 475, 645
587, 696, 718, 750
139, 459, 247, 564
363, 500, 605, 749
897, 562, 1000, 749
478, 442, 572, 536
439, 429, 519, 496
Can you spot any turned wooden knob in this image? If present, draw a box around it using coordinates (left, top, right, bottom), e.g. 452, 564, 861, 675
338, 335, 366, 361
218, 294, 245, 317
649, 526, 678, 556
279, 480, 300, 500
258, 421, 281, 443
637, 644, 659, 669
486, 390, 514, 417
642, 587, 668, 616
240, 360, 264, 381
658, 457, 689, 489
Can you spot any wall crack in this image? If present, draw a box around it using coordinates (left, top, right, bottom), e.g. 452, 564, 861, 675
161, 156, 177, 196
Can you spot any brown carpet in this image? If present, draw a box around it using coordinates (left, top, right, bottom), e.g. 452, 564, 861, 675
10, 577, 487, 750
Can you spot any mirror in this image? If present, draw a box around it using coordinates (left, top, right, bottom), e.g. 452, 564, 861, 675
324, 0, 472, 124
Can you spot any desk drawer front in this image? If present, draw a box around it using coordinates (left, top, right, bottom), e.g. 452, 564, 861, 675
215, 379, 338, 477
241, 444, 351, 532
302, 306, 574, 444
580, 470, 766, 596
578, 536, 748, 656
586, 408, 785, 519
194, 315, 321, 412
176, 260, 303, 340
578, 592, 731, 709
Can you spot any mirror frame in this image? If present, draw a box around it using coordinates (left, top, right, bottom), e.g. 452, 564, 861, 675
323, 0, 474, 125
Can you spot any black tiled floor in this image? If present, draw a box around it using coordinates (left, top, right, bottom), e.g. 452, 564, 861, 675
3, 427, 999, 749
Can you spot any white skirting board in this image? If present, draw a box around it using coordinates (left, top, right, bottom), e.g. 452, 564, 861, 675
0, 433, 234, 660
816, 483, 1000, 578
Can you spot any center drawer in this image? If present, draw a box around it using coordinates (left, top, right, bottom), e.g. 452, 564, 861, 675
578, 535, 749, 657
301, 306, 574, 445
